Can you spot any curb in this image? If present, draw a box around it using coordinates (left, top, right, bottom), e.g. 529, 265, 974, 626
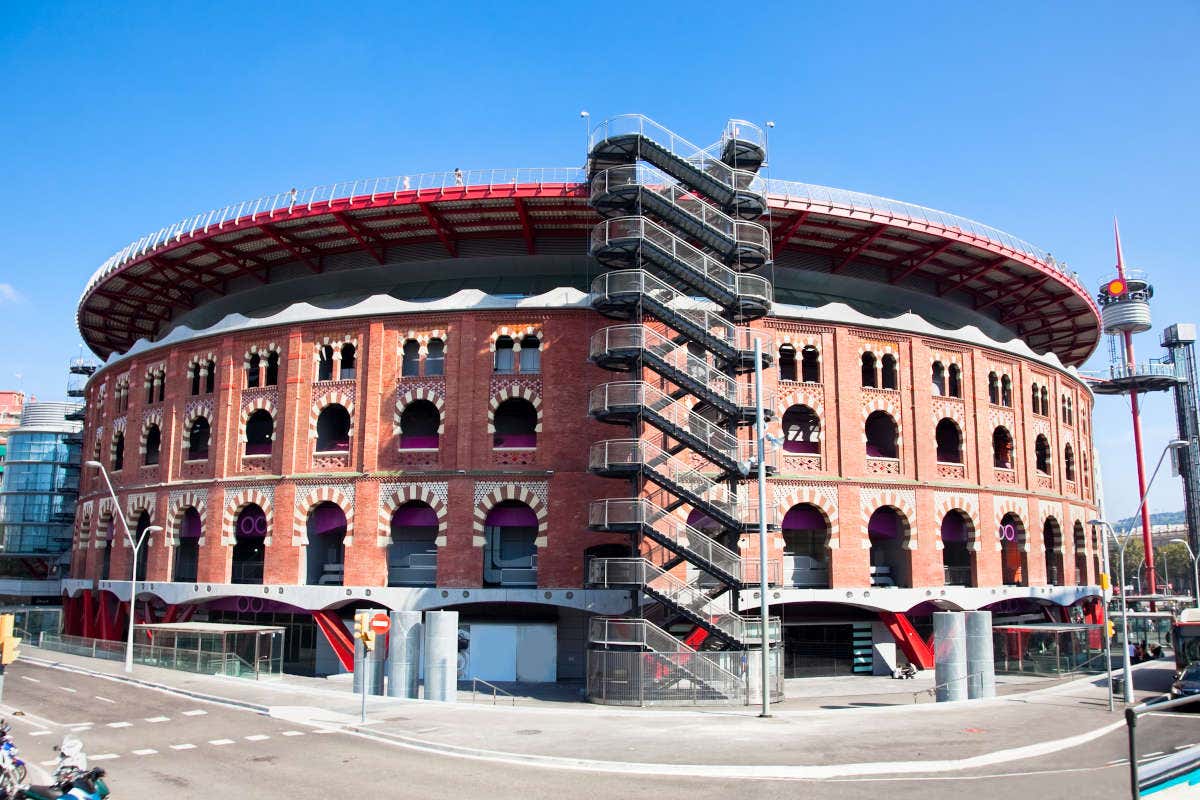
19, 655, 272, 715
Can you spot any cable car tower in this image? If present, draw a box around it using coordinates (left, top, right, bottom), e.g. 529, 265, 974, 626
1091, 222, 1181, 594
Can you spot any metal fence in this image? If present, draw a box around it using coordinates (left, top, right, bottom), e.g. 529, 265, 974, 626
38, 632, 269, 679
586, 647, 784, 706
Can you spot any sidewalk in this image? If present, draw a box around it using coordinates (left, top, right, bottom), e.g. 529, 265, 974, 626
14, 644, 1160, 776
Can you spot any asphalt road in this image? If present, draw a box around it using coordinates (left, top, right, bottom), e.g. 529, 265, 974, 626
0, 660, 1197, 799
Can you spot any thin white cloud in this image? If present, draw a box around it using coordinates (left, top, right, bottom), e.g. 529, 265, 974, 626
0, 284, 23, 304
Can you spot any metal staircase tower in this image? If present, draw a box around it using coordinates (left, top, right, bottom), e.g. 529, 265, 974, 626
583, 116, 781, 705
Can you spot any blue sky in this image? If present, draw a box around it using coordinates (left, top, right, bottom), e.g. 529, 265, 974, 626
1, 1, 1197, 516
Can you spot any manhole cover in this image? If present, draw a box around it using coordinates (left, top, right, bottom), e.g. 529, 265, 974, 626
515, 729, 541, 736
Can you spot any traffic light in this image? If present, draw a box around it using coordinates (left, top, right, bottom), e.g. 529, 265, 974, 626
0, 615, 20, 666
353, 610, 375, 652
1099, 572, 1111, 591
1107, 620, 1116, 639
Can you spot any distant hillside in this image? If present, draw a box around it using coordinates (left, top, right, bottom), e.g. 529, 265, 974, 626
1114, 510, 1185, 532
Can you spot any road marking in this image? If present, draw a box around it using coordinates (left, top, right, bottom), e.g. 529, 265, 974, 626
67, 725, 93, 731
90, 754, 119, 761
1176, 744, 1199, 750
19, 676, 39, 683
209, 739, 235, 746
244, 734, 269, 742
1144, 751, 1165, 758
28, 731, 51, 738
145, 716, 170, 723
312, 728, 337, 734
59, 686, 77, 693
39, 760, 56, 767
281, 731, 305, 737
106, 722, 132, 729
132, 749, 158, 756
181, 710, 207, 716
169, 744, 196, 750
94, 696, 116, 704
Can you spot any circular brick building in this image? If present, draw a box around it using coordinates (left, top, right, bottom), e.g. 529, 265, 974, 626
62, 116, 1104, 691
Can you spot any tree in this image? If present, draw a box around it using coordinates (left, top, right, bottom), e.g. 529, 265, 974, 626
1108, 536, 1196, 594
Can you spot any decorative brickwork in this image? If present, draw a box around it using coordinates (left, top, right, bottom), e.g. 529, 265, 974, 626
378, 482, 449, 546
472, 481, 549, 547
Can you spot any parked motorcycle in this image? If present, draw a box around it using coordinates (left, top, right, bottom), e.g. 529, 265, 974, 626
0, 722, 28, 784
7, 736, 109, 800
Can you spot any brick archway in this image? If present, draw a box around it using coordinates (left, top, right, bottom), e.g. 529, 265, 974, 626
293, 486, 355, 545
394, 388, 446, 435
379, 486, 449, 547
222, 489, 273, 545
472, 485, 549, 547
310, 389, 355, 442
487, 386, 543, 435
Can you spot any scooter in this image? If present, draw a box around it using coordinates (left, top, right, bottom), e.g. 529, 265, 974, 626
0, 722, 28, 784
13, 736, 109, 800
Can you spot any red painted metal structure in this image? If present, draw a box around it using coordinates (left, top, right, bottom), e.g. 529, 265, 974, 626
1114, 221, 1157, 597
878, 611, 935, 670
77, 180, 1102, 365
312, 609, 355, 672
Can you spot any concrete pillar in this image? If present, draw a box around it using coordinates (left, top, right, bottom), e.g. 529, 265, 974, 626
965, 610, 996, 699
423, 610, 458, 703
387, 611, 422, 698
933, 611, 967, 702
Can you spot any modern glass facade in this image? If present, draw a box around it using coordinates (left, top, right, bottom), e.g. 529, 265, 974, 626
0, 403, 82, 556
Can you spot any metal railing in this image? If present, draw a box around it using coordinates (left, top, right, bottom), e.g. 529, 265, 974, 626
910, 670, 991, 703
470, 677, 517, 706
592, 216, 772, 305
586, 645, 783, 706
588, 381, 740, 462
588, 497, 744, 580
590, 165, 770, 255
39, 632, 265, 679
943, 565, 973, 586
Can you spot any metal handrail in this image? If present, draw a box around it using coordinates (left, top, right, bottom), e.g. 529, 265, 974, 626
589, 497, 744, 579
910, 669, 991, 703
588, 381, 740, 459
471, 676, 517, 706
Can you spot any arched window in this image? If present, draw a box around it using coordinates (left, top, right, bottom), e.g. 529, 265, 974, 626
100, 516, 115, 580
861, 352, 877, 388
1000, 374, 1012, 407
1073, 521, 1088, 585
881, 354, 898, 390
388, 501, 438, 586
339, 343, 356, 380
493, 398, 537, 448
935, 419, 962, 464
315, 404, 351, 452
947, 364, 962, 398
157, 375, 165, 403
231, 504, 266, 584
187, 417, 210, 461
146, 379, 156, 405
988, 372, 999, 405
781, 503, 830, 588
204, 360, 216, 393
317, 345, 334, 381
264, 352, 278, 386
112, 431, 125, 471
483, 501, 538, 587
1067, 397, 1074, 425
246, 353, 261, 388
1061, 395, 1068, 423
931, 361, 945, 396
401, 340, 421, 377
801, 345, 820, 382
941, 511, 974, 586
1082, 451, 1090, 487
189, 362, 201, 396
426, 338, 445, 376
1040, 386, 1049, 416
864, 411, 898, 459
143, 425, 161, 466
992, 426, 1014, 469
173, 507, 202, 583
494, 336, 515, 373
399, 400, 440, 450
1064, 443, 1076, 482
133, 511, 151, 582
781, 405, 820, 454
1035, 434, 1051, 474
1000, 512, 1028, 586
245, 410, 274, 456
519, 335, 541, 373
306, 502, 346, 586
868, 507, 911, 588
1043, 518, 1064, 586
1031, 383, 1040, 414
778, 345, 797, 382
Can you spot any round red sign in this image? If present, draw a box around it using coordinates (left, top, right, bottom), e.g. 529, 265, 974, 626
369, 613, 390, 634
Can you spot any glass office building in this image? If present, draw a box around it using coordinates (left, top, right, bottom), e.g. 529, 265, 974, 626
0, 402, 83, 556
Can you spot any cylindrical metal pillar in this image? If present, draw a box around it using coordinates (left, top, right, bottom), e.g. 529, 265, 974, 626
387, 611, 422, 698
352, 632, 386, 695
965, 610, 996, 699
423, 610, 458, 703
933, 611, 967, 702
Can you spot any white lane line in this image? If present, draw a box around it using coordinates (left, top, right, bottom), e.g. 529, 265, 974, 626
28, 731, 51, 738
106, 722, 132, 729
90, 754, 119, 761
208, 739, 235, 746
280, 731, 305, 737
145, 716, 170, 723
67, 725, 93, 731
39, 760, 56, 767
312, 728, 337, 734
1174, 743, 1198, 750
20, 676, 39, 683
94, 696, 116, 704
132, 749, 158, 756
1144, 751, 1165, 758
181, 710, 207, 717
244, 734, 269, 742
59, 686, 77, 693
169, 744, 196, 751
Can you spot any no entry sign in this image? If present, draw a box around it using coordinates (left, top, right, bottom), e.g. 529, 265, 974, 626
369, 613, 390, 635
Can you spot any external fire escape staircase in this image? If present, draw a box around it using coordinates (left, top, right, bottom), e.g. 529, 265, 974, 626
584, 116, 780, 703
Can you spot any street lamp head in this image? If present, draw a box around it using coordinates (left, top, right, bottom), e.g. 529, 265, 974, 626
145, 525, 164, 535
1169, 439, 1190, 450
766, 121, 775, 128
579, 110, 589, 118
1088, 518, 1105, 527
84, 460, 102, 469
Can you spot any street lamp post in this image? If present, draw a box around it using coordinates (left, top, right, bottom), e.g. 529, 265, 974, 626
1091, 437, 1190, 705
84, 460, 160, 673
1170, 539, 1200, 610
753, 337, 771, 718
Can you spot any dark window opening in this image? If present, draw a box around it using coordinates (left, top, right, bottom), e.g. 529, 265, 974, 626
173, 507, 202, 583
988, 372, 999, 405
948, 364, 961, 398
317, 345, 334, 381
1064, 444, 1076, 481
493, 398, 537, 448
426, 338, 445, 376
881, 354, 898, 390
399, 400, 440, 450
494, 336, 515, 373
265, 352, 278, 386
992, 426, 1014, 469
112, 432, 125, 471
782, 503, 830, 588
232, 505, 266, 584
861, 353, 877, 388
245, 410, 273, 456
315, 404, 351, 452
935, 418, 962, 464
143, 425, 161, 466
941, 511, 974, 586
782, 405, 820, 454
868, 507, 911, 588
801, 345, 820, 383
865, 411, 898, 459
1000, 375, 1012, 407
189, 364, 201, 396
306, 502, 346, 586
931, 361, 946, 396
205, 360, 216, 393
483, 501, 538, 587
339, 343, 356, 380
778, 345, 797, 382
401, 340, 421, 377
388, 502, 438, 587
519, 336, 541, 373
1035, 434, 1051, 474
247, 354, 260, 388
187, 417, 210, 461
1044, 518, 1064, 586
